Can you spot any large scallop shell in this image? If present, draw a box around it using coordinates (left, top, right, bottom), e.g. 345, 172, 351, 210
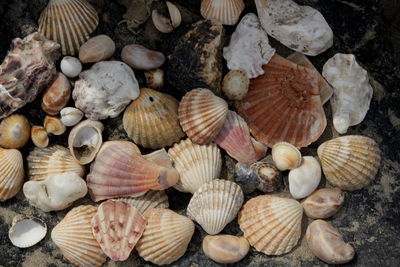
178, 88, 228, 145
187, 179, 244, 234
236, 54, 327, 148
115, 190, 169, 213
238, 195, 303, 255
200, 0, 245, 25
168, 138, 222, 193
0, 148, 24, 201
317, 135, 381, 191
123, 88, 184, 149
51, 205, 107, 267
135, 208, 195, 265
39, 0, 99, 55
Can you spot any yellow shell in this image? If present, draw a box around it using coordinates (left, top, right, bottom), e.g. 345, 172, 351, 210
44, 116, 66, 135
0, 114, 30, 149
200, 0, 245, 25
115, 190, 169, 213
31, 126, 49, 148
0, 148, 24, 201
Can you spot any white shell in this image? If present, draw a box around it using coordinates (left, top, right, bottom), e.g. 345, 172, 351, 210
60, 56, 82, 78
288, 156, 321, 199
322, 54, 373, 134
60, 107, 84, 127
9, 215, 47, 248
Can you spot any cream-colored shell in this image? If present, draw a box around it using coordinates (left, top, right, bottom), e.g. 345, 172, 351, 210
0, 148, 24, 201
9, 215, 47, 248
201, 0, 245, 25
271, 142, 302, 171
288, 156, 321, 199
115, 190, 169, 213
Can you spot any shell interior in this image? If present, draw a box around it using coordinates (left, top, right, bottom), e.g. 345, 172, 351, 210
9, 216, 47, 248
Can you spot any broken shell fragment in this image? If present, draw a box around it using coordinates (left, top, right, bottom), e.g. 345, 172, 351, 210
152, 10, 174, 33
60, 56, 82, 78
302, 188, 345, 219
9, 215, 47, 248
250, 160, 282, 193
41, 72, 71, 115
272, 142, 302, 171
116, 190, 169, 213
0, 114, 30, 149
60, 107, 84, 127
79, 35, 116, 63
200, 0, 245, 25
234, 162, 259, 194
145, 69, 164, 89
166, 1, 182, 28
289, 156, 321, 199
44, 116, 66, 135
0, 148, 24, 202
31, 126, 49, 148
122, 44, 165, 70
202, 235, 249, 264
222, 70, 249, 100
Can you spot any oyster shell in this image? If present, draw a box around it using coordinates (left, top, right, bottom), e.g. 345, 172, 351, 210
288, 156, 321, 199
9, 215, 47, 248
116, 190, 169, 213
0, 114, 30, 149
200, 0, 245, 25
0, 148, 24, 201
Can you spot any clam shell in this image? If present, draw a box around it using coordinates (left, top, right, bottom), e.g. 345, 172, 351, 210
9, 215, 47, 248
187, 179, 244, 234
38, 0, 99, 55
0, 148, 24, 201
41, 72, 71, 115
0, 114, 30, 149
168, 138, 222, 193
201, 0, 245, 25
31, 126, 49, 148
178, 88, 228, 145
238, 195, 303, 255
136, 208, 195, 265
272, 142, 302, 171
317, 135, 381, 191
51, 205, 107, 267
116, 190, 169, 213
123, 88, 185, 149
44, 116, 66, 135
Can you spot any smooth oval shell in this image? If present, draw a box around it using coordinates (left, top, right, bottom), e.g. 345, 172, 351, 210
0, 148, 24, 201
0, 114, 30, 149
79, 35, 115, 63
121, 44, 165, 70
44, 116, 66, 135
222, 70, 249, 100
9, 215, 47, 248
272, 142, 302, 171
302, 188, 345, 219
202, 235, 249, 264
31, 126, 49, 148
250, 160, 282, 193
201, 0, 245, 25
116, 190, 169, 213
41, 72, 71, 115
61, 56, 82, 78
60, 107, 84, 127
289, 156, 321, 199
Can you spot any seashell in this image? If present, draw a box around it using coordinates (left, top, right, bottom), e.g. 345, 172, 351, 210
202, 235, 249, 264
317, 135, 381, 191
0, 114, 30, 149
39, 0, 99, 55
60, 56, 82, 78
236, 54, 327, 148
73, 61, 139, 120
222, 70, 249, 100
166, 1, 182, 28
0, 32, 60, 119
31, 126, 49, 148
145, 69, 164, 89
116, 190, 169, 213
143, 148, 174, 167
289, 156, 321, 199
79, 35, 116, 63
68, 120, 103, 165
91, 200, 147, 261
60, 107, 84, 127
123, 88, 185, 149
9, 215, 47, 248
122, 45, 165, 70
152, 10, 174, 33
255, 0, 333, 56
306, 220, 355, 264
302, 188, 345, 219
271, 142, 302, 171
322, 54, 373, 134
168, 138, 222, 193
178, 88, 228, 145
187, 179, 244, 234
87, 141, 179, 202
44, 116, 66, 135
238, 195, 303, 255
234, 162, 259, 194
51, 205, 107, 267
0, 148, 24, 201
250, 160, 282, 193
23, 172, 88, 212
200, 0, 245, 25
251, 137, 268, 159
223, 13, 275, 79
27, 145, 85, 181
136, 208, 195, 265
41, 72, 71, 115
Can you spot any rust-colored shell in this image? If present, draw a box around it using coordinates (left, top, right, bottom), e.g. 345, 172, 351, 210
41, 72, 71, 115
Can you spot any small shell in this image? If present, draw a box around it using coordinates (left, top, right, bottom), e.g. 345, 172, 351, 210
178, 88, 228, 145
51, 205, 107, 267
202, 235, 249, 264
121, 44, 165, 70
250, 160, 282, 193
79, 35, 116, 63
0, 148, 24, 201
31, 126, 49, 148
201, 0, 245, 25
61, 56, 82, 78
152, 10, 173, 33
187, 179, 244, 234
302, 188, 345, 219
41, 72, 71, 115
251, 137, 268, 160
317, 135, 381, 191
0, 114, 30, 149
272, 142, 302, 171
166, 1, 182, 28
234, 162, 259, 194
44, 116, 66, 135
145, 69, 164, 89
135, 208, 195, 265
289, 156, 321, 199
222, 70, 249, 100
9, 215, 47, 248
116, 190, 169, 213
238, 195, 303, 255
60, 107, 84, 127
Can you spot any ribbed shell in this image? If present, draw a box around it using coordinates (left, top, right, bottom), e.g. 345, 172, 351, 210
236, 54, 327, 147
115, 190, 169, 213
317, 135, 381, 191
238, 195, 303, 255
200, 0, 245, 25
0, 148, 24, 201
179, 88, 228, 145
187, 179, 244, 234
168, 138, 222, 193
51, 205, 106, 267
38, 0, 99, 55
123, 88, 184, 149
136, 208, 195, 265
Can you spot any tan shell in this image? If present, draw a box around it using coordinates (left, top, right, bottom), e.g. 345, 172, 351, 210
201, 0, 245, 25
79, 35, 116, 63
222, 69, 249, 100
44, 116, 66, 135
0, 114, 30, 149
317, 135, 381, 191
136, 208, 195, 265
238, 195, 303, 255
202, 235, 249, 264
145, 69, 164, 89
271, 142, 302, 171
41, 72, 71, 115
302, 188, 345, 219
116, 190, 169, 213
31, 126, 49, 148
187, 179, 244, 234
0, 148, 24, 201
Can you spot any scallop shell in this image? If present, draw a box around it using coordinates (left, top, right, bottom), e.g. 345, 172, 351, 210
0, 148, 24, 201
178, 88, 228, 145
238, 195, 303, 255
91, 200, 147, 261
0, 114, 30, 149
168, 138, 222, 193
51, 205, 107, 267
317, 135, 381, 191
236, 54, 327, 148
116, 190, 169, 213
187, 179, 244, 235
135, 208, 195, 265
38, 0, 99, 55
9, 215, 47, 248
123, 88, 185, 149
200, 0, 245, 25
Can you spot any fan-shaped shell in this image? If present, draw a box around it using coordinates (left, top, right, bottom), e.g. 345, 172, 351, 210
0, 148, 24, 201
200, 0, 245, 25
236, 54, 327, 148
187, 179, 244, 234
123, 88, 185, 149
317, 135, 381, 191
116, 190, 169, 213
238, 195, 303, 255
178, 88, 228, 145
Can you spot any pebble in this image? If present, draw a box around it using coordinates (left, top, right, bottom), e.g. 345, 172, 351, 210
60, 56, 82, 78
288, 156, 321, 199
302, 188, 344, 219
79, 35, 115, 63
121, 44, 165, 70
202, 235, 249, 264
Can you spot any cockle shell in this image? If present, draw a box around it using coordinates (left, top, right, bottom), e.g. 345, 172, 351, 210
239, 195, 303, 255
39, 0, 99, 55
289, 156, 321, 199
317, 135, 381, 191
236, 54, 327, 148
187, 179, 244, 235
51, 205, 107, 267
122, 45, 165, 70
200, 0, 245, 25
44, 116, 66, 135
41, 72, 71, 115
250, 160, 282, 193
0, 114, 30, 149
271, 142, 302, 171
9, 215, 47, 248
123, 88, 184, 149
302, 188, 345, 219
116, 190, 169, 213
60, 107, 84, 127
0, 148, 24, 201
168, 138, 222, 193
31, 126, 49, 148
222, 70, 249, 100
202, 235, 249, 264
179, 88, 228, 145
79, 35, 116, 63
135, 208, 195, 265
91, 200, 147, 261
